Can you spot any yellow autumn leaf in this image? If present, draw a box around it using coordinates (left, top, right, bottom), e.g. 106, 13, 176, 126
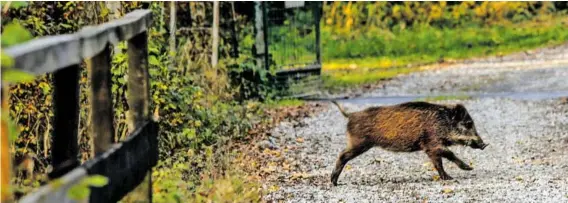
432, 175, 440, 181
268, 185, 279, 192
291, 172, 309, 180
441, 188, 454, 194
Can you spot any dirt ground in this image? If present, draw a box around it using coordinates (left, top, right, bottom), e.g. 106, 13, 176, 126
262, 44, 568, 202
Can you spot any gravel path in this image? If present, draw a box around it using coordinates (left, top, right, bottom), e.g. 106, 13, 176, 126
264, 45, 568, 202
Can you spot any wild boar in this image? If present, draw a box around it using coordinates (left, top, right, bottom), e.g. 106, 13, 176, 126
330, 100, 488, 186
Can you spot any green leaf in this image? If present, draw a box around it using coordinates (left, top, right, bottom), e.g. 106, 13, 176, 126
1, 51, 14, 68
149, 55, 160, 66
2, 69, 35, 83
1, 21, 33, 47
67, 184, 90, 201
1, 112, 19, 142
10, 1, 28, 9
83, 175, 109, 187
60, 23, 72, 29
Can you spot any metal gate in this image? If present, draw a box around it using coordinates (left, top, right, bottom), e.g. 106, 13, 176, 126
255, 1, 323, 98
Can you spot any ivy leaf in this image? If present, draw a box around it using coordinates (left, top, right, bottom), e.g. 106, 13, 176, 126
2, 69, 35, 83
1, 112, 19, 142
149, 55, 160, 66
83, 175, 109, 187
67, 184, 90, 201
10, 1, 28, 9
60, 23, 72, 29
1, 21, 33, 47
1, 51, 14, 68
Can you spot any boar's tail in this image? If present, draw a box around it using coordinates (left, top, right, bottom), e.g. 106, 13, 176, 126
331, 100, 350, 118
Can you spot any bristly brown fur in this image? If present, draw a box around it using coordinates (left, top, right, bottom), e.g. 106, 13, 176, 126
330, 101, 488, 186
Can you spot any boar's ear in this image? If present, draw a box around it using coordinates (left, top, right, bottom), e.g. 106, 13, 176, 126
451, 104, 468, 121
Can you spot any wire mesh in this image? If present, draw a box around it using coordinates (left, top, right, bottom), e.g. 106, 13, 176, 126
261, 2, 323, 98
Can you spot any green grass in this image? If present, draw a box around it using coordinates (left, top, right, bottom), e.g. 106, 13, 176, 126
322, 66, 421, 90
269, 15, 568, 90
322, 16, 568, 70
266, 99, 305, 108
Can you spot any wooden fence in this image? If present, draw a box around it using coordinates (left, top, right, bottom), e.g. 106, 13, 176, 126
3, 9, 158, 203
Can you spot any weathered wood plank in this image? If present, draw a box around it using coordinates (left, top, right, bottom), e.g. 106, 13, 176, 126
86, 121, 159, 203
3, 9, 152, 75
79, 9, 153, 59
274, 64, 321, 76
18, 168, 88, 203
3, 34, 81, 75
48, 64, 81, 180
88, 45, 115, 156
19, 121, 158, 203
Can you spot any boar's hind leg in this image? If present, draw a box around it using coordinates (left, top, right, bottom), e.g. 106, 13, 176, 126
440, 150, 473, 171
331, 143, 371, 186
425, 149, 453, 180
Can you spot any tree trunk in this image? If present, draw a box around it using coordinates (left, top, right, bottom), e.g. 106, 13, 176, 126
211, 1, 219, 67
169, 1, 176, 70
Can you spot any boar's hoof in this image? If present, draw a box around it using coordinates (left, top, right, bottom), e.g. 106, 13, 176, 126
459, 164, 473, 171
440, 174, 453, 180
331, 177, 338, 186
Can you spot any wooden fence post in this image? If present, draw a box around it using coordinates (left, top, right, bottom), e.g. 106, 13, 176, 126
88, 44, 115, 156
48, 64, 81, 179
123, 30, 153, 202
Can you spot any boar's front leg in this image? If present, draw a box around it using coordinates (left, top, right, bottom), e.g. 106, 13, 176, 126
331, 138, 372, 186
440, 149, 473, 171
425, 148, 453, 180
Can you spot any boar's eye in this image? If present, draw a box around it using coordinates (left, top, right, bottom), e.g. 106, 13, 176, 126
464, 120, 473, 128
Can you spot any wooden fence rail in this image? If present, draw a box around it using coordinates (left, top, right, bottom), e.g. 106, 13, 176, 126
3, 9, 158, 203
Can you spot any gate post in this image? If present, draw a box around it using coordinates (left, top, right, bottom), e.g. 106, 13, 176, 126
254, 1, 269, 70
313, 2, 322, 65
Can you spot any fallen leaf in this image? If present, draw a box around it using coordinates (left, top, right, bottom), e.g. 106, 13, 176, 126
291, 172, 309, 180
432, 175, 440, 181
441, 188, 454, 194
296, 137, 304, 143
268, 185, 280, 192
345, 165, 352, 171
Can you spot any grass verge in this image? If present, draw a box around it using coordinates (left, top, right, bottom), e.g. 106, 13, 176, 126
320, 15, 568, 89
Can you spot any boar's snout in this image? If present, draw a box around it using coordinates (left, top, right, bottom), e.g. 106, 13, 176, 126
470, 140, 489, 150
477, 143, 489, 150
